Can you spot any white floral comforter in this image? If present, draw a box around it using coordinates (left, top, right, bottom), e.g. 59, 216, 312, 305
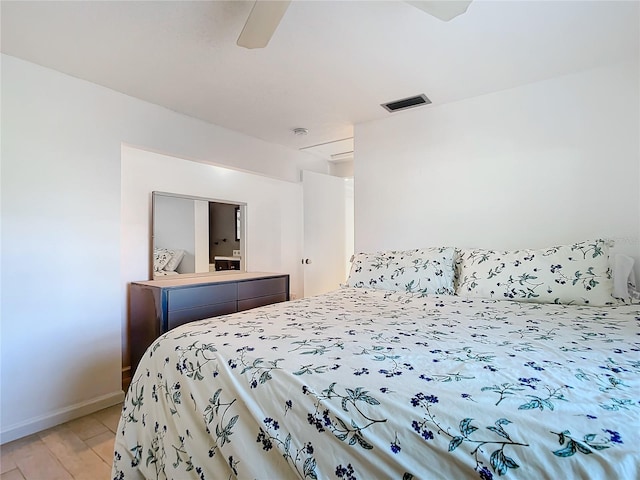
113, 288, 640, 480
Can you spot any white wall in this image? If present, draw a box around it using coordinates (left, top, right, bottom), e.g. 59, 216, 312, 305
329, 160, 354, 178
355, 61, 640, 284
122, 145, 304, 303
194, 200, 211, 273
0, 54, 326, 443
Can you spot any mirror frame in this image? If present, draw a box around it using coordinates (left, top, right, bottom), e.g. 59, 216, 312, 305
151, 191, 246, 279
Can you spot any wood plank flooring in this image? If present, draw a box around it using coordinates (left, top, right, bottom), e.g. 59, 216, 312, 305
0, 404, 122, 480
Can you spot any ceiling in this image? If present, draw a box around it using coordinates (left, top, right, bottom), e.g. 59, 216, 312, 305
2, 1, 638, 161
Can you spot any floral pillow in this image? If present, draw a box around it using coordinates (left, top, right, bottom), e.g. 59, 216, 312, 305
153, 248, 173, 272
347, 247, 455, 295
455, 239, 615, 306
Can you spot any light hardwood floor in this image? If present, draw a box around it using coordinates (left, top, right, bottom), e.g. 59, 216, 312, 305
0, 403, 122, 480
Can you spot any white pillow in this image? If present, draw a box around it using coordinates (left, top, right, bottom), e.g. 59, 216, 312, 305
612, 254, 636, 302
163, 249, 185, 272
347, 247, 455, 295
456, 239, 615, 306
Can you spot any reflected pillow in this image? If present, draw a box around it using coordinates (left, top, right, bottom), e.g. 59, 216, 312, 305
164, 249, 185, 272
153, 248, 173, 272
347, 247, 455, 295
456, 239, 615, 306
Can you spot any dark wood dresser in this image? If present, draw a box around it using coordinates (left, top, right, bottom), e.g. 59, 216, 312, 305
129, 272, 289, 371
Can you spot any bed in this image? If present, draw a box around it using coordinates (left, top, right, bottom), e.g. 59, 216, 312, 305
113, 241, 639, 479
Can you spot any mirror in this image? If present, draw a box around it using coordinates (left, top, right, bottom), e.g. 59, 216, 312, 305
152, 192, 245, 278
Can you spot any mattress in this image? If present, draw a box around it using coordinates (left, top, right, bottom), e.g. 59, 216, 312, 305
113, 287, 639, 479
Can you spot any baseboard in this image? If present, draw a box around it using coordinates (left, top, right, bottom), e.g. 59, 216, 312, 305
122, 365, 132, 392
0, 390, 125, 445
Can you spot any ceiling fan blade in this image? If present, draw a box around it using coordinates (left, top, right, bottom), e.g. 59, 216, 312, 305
237, 0, 291, 49
407, 0, 472, 21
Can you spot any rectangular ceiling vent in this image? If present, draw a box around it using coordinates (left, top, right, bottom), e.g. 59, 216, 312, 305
381, 94, 431, 113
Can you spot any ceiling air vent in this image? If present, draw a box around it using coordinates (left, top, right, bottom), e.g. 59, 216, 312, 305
381, 94, 431, 113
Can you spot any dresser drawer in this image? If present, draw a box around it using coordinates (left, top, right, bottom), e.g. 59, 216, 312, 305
237, 277, 287, 300
168, 283, 237, 311
129, 274, 289, 373
238, 293, 287, 312
168, 301, 237, 330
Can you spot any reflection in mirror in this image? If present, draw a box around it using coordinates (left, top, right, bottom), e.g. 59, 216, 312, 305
152, 192, 245, 279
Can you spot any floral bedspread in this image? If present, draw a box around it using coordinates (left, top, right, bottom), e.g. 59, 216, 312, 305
113, 287, 640, 480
